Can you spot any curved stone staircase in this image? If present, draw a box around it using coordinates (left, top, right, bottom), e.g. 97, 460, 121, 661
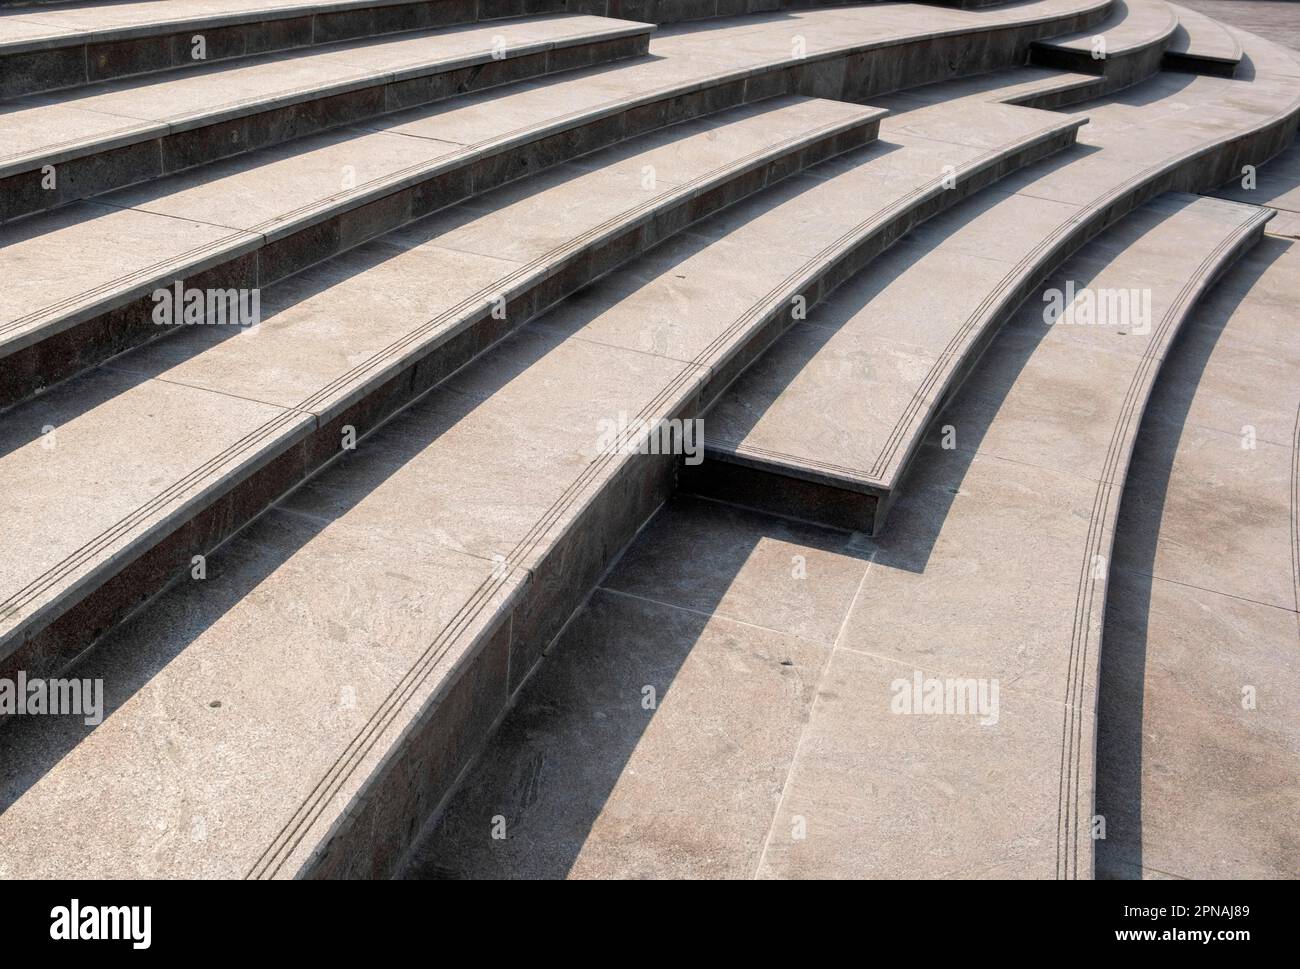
0, 0, 1295, 879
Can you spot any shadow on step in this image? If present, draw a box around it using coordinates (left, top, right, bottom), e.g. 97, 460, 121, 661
0, 315, 593, 810
403, 493, 870, 879
1092, 236, 1288, 880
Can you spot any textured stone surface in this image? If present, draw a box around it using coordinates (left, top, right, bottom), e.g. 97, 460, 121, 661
701, 56, 1300, 520
2, 0, 1296, 883
1094, 232, 1300, 880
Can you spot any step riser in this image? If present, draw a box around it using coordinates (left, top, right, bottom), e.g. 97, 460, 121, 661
0, 117, 876, 686
0, 31, 650, 224
1030, 38, 1167, 93
2, 1, 1111, 225
690, 107, 1300, 535
1162, 50, 1237, 77
301, 397, 692, 878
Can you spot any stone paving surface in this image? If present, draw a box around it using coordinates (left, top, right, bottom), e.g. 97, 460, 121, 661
1179, 0, 1300, 50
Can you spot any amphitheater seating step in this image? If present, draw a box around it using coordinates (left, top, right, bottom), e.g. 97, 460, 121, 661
0, 88, 1081, 879
1096, 228, 1300, 879
403, 191, 1270, 879
689, 38, 1300, 533
1162, 0, 1242, 76
0, 13, 653, 201
0, 0, 1111, 224
0, 95, 878, 684
0, 0, 1293, 884
1031, 0, 1178, 92
0, 0, 575, 98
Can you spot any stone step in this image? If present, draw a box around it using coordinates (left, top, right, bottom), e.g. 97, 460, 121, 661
1162, 0, 1241, 76
1, 0, 1111, 223
0, 13, 653, 216
1096, 229, 1300, 880
404, 191, 1270, 880
689, 37, 1300, 533
0, 95, 878, 687
0, 0, 1114, 415
0, 90, 1081, 879
0, 0, 1041, 100
0, 1, 578, 98
1031, 0, 1177, 93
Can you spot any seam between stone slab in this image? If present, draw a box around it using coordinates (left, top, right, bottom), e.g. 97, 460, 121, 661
1114, 564, 1300, 616
0, 114, 856, 656
713, 93, 1300, 492
271, 500, 508, 571
1145, 396, 1296, 450
752, 547, 873, 878
595, 584, 842, 650
0, 19, 652, 173
1052, 201, 1270, 880
114, 369, 323, 416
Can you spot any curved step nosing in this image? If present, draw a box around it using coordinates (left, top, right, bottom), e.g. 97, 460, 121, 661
710, 89, 1300, 512
1057, 202, 1272, 879
0, 110, 867, 667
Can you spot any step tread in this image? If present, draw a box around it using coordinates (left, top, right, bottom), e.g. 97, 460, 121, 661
0, 0, 447, 51
1034, 0, 1176, 55
1164, 0, 1241, 65
0, 13, 651, 173
703, 49, 1300, 504
0, 95, 876, 662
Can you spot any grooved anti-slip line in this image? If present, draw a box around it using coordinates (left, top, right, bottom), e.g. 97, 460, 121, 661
1053, 207, 1269, 879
